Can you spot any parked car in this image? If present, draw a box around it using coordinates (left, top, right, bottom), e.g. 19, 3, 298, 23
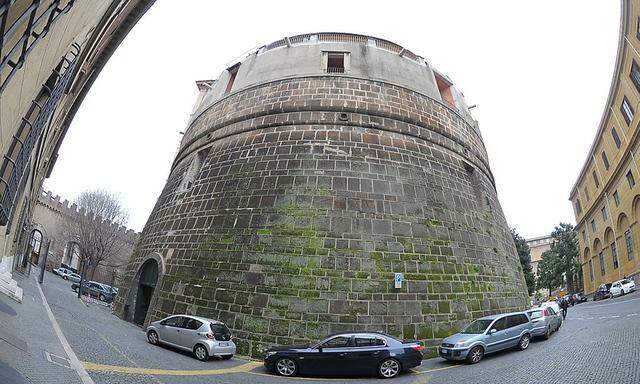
71, 281, 116, 303
146, 315, 235, 361
610, 279, 636, 297
573, 293, 588, 304
264, 332, 422, 378
54, 267, 79, 281
58, 269, 81, 283
439, 312, 533, 364
94, 282, 118, 295
540, 301, 561, 318
594, 283, 612, 301
526, 307, 562, 339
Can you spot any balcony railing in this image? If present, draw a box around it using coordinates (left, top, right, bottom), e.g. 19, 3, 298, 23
262, 33, 422, 64
0, 43, 79, 226
326, 66, 344, 74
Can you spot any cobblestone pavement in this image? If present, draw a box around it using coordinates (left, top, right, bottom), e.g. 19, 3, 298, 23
0, 270, 83, 384
8, 269, 640, 383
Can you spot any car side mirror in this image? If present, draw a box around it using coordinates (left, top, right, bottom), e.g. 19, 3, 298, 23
317, 347, 323, 353
488, 329, 497, 335
160, 321, 166, 326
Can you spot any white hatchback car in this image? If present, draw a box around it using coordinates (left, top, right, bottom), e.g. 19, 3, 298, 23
540, 301, 561, 318
146, 315, 235, 361
610, 279, 636, 297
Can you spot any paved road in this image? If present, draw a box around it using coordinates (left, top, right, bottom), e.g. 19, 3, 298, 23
35, 270, 640, 383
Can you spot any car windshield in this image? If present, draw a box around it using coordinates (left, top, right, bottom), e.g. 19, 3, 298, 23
621, 279, 631, 284
527, 310, 543, 319
461, 319, 493, 334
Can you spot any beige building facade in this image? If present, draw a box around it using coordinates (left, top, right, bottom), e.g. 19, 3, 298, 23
526, 235, 552, 278
0, 1, 153, 302
570, 0, 640, 295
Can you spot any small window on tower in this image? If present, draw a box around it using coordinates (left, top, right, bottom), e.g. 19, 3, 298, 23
225, 64, 240, 94
326, 52, 345, 73
435, 73, 456, 109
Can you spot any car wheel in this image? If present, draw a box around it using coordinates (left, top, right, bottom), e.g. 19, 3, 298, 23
221, 355, 233, 360
622, 289, 626, 296
517, 334, 531, 350
466, 346, 484, 364
147, 331, 159, 345
378, 358, 401, 378
275, 357, 297, 377
543, 326, 551, 340
193, 344, 209, 361
99, 294, 105, 302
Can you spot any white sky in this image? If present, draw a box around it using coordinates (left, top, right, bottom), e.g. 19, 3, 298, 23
45, 0, 620, 239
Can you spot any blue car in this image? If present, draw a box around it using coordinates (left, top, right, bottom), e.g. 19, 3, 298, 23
439, 312, 533, 364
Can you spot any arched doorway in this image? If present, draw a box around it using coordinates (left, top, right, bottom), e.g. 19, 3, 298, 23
134, 259, 158, 325
62, 241, 80, 271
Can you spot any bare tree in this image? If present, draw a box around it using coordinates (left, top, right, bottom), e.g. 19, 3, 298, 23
62, 189, 129, 282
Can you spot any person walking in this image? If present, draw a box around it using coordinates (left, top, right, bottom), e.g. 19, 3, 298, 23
560, 297, 569, 320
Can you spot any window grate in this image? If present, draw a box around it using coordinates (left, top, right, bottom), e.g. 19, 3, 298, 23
1, 0, 76, 94
0, 44, 79, 225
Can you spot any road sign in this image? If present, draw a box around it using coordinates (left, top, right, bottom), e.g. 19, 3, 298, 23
394, 273, 403, 289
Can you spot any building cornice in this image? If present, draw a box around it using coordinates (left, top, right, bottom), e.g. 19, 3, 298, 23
570, 0, 628, 199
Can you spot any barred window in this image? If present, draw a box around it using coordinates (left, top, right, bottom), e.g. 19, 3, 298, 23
589, 259, 594, 281
598, 252, 606, 276
627, 170, 636, 188
631, 60, 640, 94
621, 97, 634, 125
601, 151, 610, 170
625, 229, 634, 260
614, 190, 621, 206
611, 242, 619, 269
612, 128, 622, 148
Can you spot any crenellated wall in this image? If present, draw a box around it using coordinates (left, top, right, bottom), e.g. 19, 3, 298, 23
31, 190, 138, 286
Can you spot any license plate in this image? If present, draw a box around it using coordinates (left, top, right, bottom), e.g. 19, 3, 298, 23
219, 342, 229, 347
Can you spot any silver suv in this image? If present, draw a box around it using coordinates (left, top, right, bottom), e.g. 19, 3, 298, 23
146, 315, 235, 361
439, 312, 533, 364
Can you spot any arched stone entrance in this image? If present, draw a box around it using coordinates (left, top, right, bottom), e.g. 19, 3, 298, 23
133, 258, 159, 325
62, 241, 80, 271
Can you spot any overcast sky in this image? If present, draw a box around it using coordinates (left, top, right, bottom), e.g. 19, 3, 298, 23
45, 1, 620, 239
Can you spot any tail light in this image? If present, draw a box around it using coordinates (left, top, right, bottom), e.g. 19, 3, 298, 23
411, 345, 423, 352
206, 332, 215, 340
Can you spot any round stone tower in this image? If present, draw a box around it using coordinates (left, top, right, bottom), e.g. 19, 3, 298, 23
115, 33, 529, 358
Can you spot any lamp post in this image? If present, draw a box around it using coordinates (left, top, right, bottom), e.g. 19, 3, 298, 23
38, 240, 53, 284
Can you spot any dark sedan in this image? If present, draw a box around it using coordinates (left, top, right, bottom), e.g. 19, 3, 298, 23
71, 281, 116, 303
593, 283, 612, 301
264, 332, 423, 379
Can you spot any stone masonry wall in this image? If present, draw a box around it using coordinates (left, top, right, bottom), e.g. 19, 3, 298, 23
115, 76, 529, 358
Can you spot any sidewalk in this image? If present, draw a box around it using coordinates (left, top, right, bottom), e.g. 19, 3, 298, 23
0, 269, 84, 384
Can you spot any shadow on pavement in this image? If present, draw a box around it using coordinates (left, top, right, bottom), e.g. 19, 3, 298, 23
0, 360, 29, 384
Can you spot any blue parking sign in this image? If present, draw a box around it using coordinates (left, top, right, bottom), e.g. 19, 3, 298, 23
394, 273, 403, 289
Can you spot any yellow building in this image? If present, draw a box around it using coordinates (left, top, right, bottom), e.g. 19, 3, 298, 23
526, 235, 552, 278
570, 0, 640, 294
